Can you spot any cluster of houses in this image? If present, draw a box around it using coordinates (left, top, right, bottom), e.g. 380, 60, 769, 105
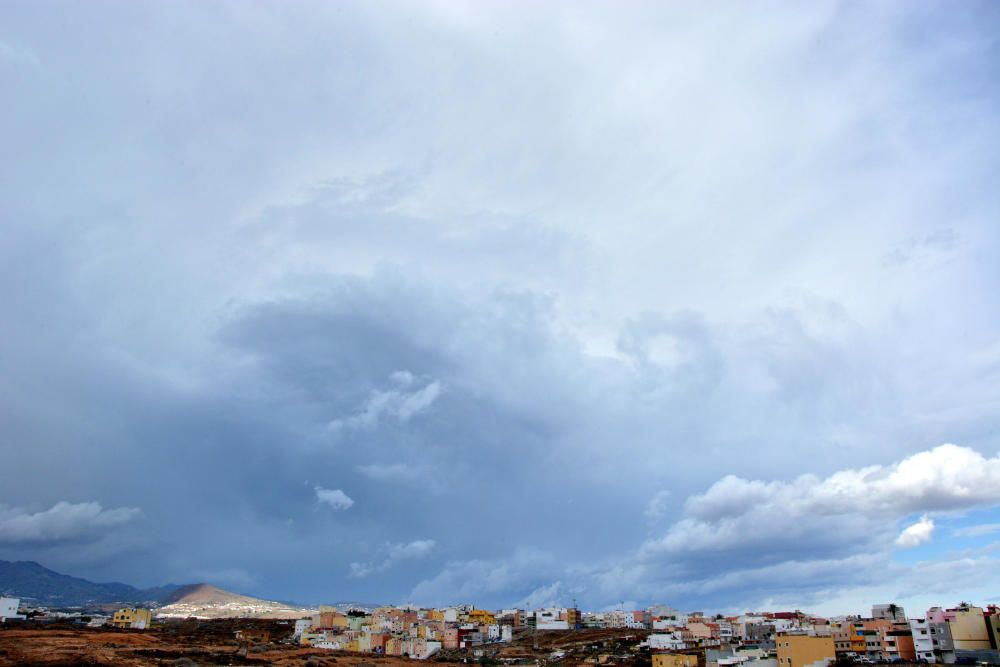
646, 603, 1000, 667
293, 605, 515, 659
290, 602, 1000, 664
0, 597, 151, 629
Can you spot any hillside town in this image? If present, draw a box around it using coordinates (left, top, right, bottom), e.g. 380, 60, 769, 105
283, 601, 1000, 665
5, 594, 998, 666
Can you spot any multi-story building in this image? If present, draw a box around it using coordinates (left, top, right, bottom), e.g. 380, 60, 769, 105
293, 618, 313, 638
909, 618, 936, 663
649, 633, 687, 650
872, 605, 906, 623
653, 654, 700, 667
882, 629, 916, 662
0, 598, 21, 623
927, 604, 996, 662
318, 605, 350, 629
776, 634, 835, 667
830, 620, 856, 655
689, 621, 718, 640
467, 609, 496, 625
112, 608, 152, 629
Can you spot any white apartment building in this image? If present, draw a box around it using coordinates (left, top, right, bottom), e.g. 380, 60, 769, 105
909, 618, 936, 663
649, 633, 687, 650
0, 598, 21, 622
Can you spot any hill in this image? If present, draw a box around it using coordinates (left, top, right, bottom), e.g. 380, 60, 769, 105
155, 583, 313, 619
0, 560, 180, 607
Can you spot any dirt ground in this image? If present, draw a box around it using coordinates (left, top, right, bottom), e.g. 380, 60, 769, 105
0, 620, 464, 667
0, 621, 648, 667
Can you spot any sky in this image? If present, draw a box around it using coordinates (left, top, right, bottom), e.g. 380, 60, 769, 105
1, 1, 1000, 616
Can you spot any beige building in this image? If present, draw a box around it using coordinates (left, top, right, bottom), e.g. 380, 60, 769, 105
653, 654, 700, 667
112, 607, 152, 629
777, 634, 835, 667
947, 606, 991, 651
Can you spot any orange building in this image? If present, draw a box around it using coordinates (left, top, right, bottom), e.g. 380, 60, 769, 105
883, 630, 915, 661
318, 605, 349, 628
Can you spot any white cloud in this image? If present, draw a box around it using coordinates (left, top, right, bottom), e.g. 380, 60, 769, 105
644, 490, 673, 521
315, 487, 354, 511
895, 515, 935, 549
517, 581, 565, 609
414, 444, 1000, 610
350, 539, 436, 578
0, 501, 139, 544
953, 523, 1000, 538
645, 445, 1000, 557
328, 374, 442, 431
408, 548, 570, 606
390, 370, 416, 386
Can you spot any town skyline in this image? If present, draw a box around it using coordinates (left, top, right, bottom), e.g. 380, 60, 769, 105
4, 586, 999, 666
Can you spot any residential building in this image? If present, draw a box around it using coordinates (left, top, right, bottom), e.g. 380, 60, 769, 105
928, 604, 996, 662
649, 633, 687, 650
112, 607, 152, 629
0, 598, 21, 623
653, 654, 700, 667
830, 620, 855, 655
318, 605, 350, 628
293, 618, 313, 638
882, 630, 916, 662
689, 621, 717, 640
909, 618, 936, 663
929, 622, 955, 663
467, 609, 496, 625
776, 634, 835, 667
944, 606, 991, 651
872, 605, 906, 623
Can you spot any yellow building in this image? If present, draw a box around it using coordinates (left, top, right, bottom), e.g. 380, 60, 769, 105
112, 607, 152, 629
653, 654, 699, 667
777, 634, 835, 667
467, 609, 496, 625
948, 606, 991, 651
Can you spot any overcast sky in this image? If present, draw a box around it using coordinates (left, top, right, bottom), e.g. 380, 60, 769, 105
2, 1, 1000, 615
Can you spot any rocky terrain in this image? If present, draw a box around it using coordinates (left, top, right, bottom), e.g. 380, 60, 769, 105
0, 618, 437, 666
0, 620, 650, 667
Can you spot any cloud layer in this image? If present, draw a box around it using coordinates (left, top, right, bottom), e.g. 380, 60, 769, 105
316, 488, 355, 511
0, 502, 139, 544
0, 1, 999, 610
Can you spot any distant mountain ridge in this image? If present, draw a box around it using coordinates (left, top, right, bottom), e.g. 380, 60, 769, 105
0, 561, 317, 618
0, 560, 180, 607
